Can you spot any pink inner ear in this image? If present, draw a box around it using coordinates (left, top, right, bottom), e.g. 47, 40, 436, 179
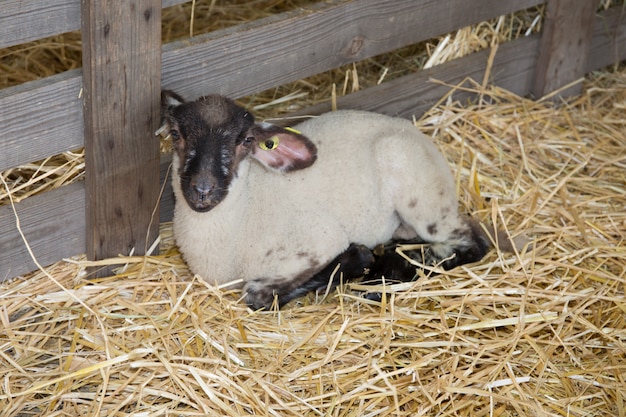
253, 132, 316, 172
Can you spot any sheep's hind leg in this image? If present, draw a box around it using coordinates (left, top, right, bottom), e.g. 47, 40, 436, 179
244, 243, 374, 310
363, 219, 492, 301
419, 218, 492, 270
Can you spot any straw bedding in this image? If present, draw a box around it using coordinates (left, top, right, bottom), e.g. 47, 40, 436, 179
2, 70, 625, 416
1, 1, 625, 416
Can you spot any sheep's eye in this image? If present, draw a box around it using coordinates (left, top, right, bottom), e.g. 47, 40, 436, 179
259, 136, 279, 151
243, 136, 254, 147
170, 129, 181, 141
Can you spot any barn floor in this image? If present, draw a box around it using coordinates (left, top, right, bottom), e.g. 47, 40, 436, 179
1, 65, 625, 416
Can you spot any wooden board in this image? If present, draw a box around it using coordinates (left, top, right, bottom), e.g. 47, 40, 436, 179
81, 0, 162, 273
586, 5, 626, 71
158, 156, 175, 224
283, 36, 541, 121
0, 155, 175, 279
0, 0, 188, 49
532, 0, 598, 98
0, 71, 83, 172
0, 182, 85, 280
161, 0, 544, 99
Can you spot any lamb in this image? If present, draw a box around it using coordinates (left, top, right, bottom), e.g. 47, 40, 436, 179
159, 90, 524, 310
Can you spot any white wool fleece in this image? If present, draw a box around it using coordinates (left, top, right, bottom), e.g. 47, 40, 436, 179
172, 110, 464, 287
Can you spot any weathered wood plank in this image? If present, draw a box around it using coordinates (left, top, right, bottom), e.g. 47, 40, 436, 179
0, 0, 79, 49
587, 4, 626, 71
0, 182, 85, 280
282, 36, 541, 121
162, 0, 190, 8
0, 0, 189, 49
0, 157, 173, 280
532, 0, 598, 99
81, 0, 162, 273
158, 155, 175, 224
161, 0, 544, 99
0, 70, 83, 172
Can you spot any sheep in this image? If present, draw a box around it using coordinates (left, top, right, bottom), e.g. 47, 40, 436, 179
159, 91, 524, 310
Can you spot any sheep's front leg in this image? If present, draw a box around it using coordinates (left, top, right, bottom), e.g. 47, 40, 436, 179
244, 243, 374, 310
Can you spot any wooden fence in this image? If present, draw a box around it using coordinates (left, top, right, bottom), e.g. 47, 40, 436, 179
1, 0, 625, 280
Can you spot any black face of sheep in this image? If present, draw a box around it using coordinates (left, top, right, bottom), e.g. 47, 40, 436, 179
160, 91, 317, 212
160, 92, 251, 211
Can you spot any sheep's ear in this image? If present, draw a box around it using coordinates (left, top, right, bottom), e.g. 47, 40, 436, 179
161, 90, 185, 111
249, 123, 317, 172
156, 90, 185, 141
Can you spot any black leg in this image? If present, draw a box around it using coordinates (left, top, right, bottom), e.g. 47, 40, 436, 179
363, 220, 492, 301
244, 243, 375, 310
361, 245, 420, 302
287, 243, 375, 301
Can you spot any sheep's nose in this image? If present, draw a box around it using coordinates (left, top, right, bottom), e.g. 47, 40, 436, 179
191, 179, 215, 202
193, 184, 211, 201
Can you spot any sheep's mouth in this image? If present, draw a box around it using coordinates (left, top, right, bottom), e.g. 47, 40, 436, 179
183, 195, 221, 212
180, 180, 227, 212
189, 200, 218, 212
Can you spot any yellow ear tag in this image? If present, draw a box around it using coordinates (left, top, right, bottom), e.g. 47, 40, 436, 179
259, 136, 280, 151
284, 127, 301, 134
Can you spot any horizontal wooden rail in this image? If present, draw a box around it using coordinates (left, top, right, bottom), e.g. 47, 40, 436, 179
81, 0, 162, 273
0, 0, 189, 49
283, 36, 541, 121
161, 0, 543, 99
0, 182, 85, 279
0, 71, 83, 172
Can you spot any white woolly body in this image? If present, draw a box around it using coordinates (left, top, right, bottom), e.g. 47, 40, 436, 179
172, 110, 463, 287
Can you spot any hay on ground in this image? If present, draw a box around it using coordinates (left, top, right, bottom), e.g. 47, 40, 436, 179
1, 68, 625, 415
1, 1, 625, 415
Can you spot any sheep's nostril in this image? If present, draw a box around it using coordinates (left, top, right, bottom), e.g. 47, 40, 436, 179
190, 178, 213, 200
193, 184, 211, 201
188, 174, 221, 210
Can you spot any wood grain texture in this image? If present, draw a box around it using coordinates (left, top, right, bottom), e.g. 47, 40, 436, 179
0, 158, 173, 280
0, 0, 188, 49
587, 5, 626, 71
158, 156, 175, 224
161, 0, 544, 99
280, 36, 541, 122
532, 0, 599, 98
0, 0, 79, 49
0, 182, 85, 280
0, 70, 83, 172
81, 0, 162, 272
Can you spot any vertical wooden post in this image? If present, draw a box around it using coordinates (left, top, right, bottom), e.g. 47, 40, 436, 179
81, 0, 161, 275
532, 0, 598, 99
